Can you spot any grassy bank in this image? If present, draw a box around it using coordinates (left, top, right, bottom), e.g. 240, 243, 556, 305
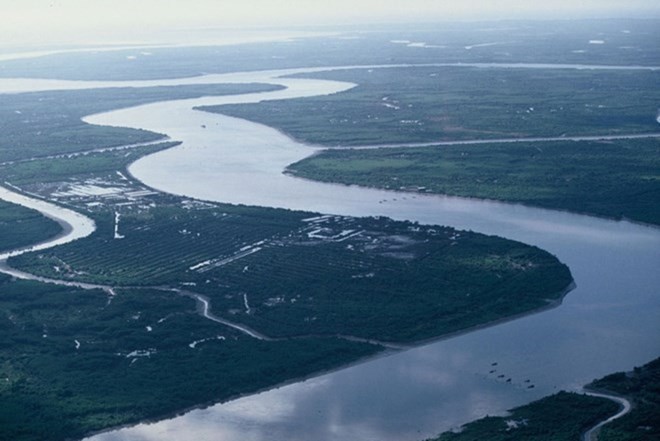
206, 65, 660, 225
288, 138, 660, 225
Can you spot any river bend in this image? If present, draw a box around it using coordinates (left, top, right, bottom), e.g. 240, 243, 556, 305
0, 64, 658, 441
0, 186, 95, 263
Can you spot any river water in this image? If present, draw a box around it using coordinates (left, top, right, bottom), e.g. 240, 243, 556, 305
0, 65, 658, 440
0, 186, 95, 261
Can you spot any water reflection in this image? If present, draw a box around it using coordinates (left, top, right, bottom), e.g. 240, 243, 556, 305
90, 353, 539, 441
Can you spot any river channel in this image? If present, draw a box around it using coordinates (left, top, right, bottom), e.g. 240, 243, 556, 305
0, 64, 658, 440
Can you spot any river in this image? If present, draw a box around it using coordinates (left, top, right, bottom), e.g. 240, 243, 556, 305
0, 64, 658, 440
0, 185, 95, 261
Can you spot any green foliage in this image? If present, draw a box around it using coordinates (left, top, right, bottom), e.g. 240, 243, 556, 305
0, 200, 61, 253
208, 67, 660, 146
206, 219, 572, 342
0, 278, 378, 441
289, 138, 660, 225
430, 392, 619, 441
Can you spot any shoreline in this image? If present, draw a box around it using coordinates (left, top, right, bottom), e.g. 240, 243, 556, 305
285, 169, 660, 230
0, 152, 581, 441
80, 280, 577, 440
0, 184, 73, 254
0, 184, 95, 263
3, 63, 658, 440
75, 66, 628, 439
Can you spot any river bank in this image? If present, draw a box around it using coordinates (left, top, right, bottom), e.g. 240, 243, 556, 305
0, 62, 658, 440
0, 185, 95, 262
78, 66, 660, 440
0, 145, 576, 441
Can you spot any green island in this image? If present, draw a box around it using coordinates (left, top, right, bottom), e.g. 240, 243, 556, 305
429, 356, 660, 441
288, 138, 660, 225
8, 195, 571, 343
0, 82, 573, 439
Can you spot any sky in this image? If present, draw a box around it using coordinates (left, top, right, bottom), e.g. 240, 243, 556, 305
1, 0, 659, 48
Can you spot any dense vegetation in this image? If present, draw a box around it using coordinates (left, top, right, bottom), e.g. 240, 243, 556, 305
9, 200, 572, 343
206, 218, 571, 342
428, 391, 619, 441
289, 138, 660, 225
0, 274, 378, 441
590, 357, 660, 441
10, 202, 303, 285
0, 83, 280, 163
0, 200, 61, 253
430, 356, 660, 441
208, 66, 660, 145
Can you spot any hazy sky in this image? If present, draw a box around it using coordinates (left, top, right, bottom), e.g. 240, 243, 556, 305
1, 0, 659, 48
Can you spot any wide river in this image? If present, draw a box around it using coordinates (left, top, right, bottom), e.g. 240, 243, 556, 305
1, 64, 659, 440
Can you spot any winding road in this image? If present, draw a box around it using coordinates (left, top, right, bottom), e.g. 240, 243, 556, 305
582, 391, 632, 441
173, 289, 270, 340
